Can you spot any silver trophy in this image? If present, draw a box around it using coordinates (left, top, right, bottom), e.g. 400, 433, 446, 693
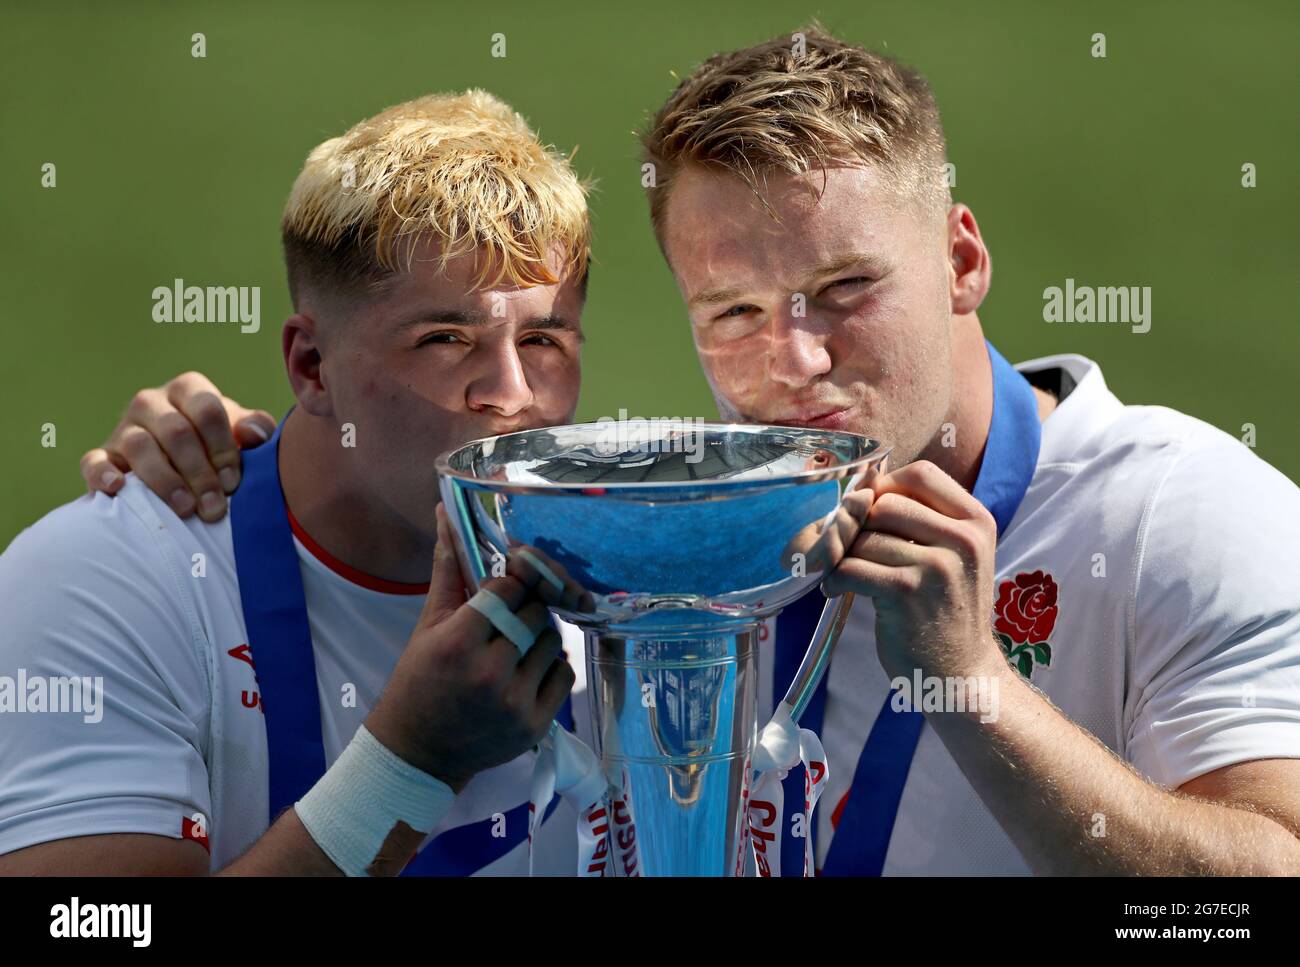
437, 420, 887, 875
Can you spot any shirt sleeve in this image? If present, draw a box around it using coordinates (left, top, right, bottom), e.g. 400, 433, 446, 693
0, 487, 214, 858
1125, 430, 1300, 789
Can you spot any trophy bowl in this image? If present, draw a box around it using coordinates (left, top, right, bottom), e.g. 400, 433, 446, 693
437, 420, 888, 875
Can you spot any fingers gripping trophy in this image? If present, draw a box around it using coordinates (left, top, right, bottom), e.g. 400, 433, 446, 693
437, 420, 888, 876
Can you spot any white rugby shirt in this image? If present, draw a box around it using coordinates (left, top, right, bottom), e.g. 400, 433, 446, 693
763, 353, 1300, 874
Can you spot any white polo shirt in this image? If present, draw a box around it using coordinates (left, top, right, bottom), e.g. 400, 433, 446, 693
0, 482, 591, 874
775, 353, 1300, 874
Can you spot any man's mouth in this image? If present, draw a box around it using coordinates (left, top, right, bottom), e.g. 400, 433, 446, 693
766, 405, 855, 431
481, 418, 549, 437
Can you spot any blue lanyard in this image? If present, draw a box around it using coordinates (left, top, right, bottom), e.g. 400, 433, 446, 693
230, 417, 570, 875
772, 340, 1042, 875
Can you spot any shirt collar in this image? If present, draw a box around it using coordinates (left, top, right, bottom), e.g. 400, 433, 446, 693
973, 340, 1043, 536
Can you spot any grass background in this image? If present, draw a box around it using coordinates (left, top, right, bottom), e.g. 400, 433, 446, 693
1, 0, 1296, 546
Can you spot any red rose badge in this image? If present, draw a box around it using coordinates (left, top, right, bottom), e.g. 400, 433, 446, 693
994, 570, 1058, 678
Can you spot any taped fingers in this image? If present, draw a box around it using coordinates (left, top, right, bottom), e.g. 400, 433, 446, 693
508, 547, 595, 613
515, 548, 563, 594
466, 591, 551, 654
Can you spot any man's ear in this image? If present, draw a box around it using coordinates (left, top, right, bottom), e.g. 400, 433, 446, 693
946, 204, 992, 316
282, 313, 332, 417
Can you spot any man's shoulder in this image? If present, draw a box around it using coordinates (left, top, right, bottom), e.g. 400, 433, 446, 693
1071, 397, 1293, 518
3, 475, 234, 580
1024, 356, 1298, 603
0, 477, 239, 682
1022, 352, 1294, 504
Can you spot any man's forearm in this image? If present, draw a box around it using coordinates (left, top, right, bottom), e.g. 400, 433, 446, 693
924, 659, 1300, 875
217, 807, 345, 876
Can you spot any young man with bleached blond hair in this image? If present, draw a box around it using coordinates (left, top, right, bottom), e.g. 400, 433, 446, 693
71, 27, 1300, 875
0, 89, 598, 876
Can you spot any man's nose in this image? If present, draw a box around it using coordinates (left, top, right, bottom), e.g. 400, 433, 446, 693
767, 310, 833, 389
466, 341, 534, 418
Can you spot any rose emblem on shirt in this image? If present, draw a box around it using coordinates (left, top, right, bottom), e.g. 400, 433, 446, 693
994, 569, 1058, 678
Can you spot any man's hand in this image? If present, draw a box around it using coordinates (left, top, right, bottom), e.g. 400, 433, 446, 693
79, 371, 276, 523
364, 506, 591, 791
822, 460, 1003, 681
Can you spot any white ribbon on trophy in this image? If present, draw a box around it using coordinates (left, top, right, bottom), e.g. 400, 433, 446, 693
528, 723, 613, 876
745, 703, 829, 877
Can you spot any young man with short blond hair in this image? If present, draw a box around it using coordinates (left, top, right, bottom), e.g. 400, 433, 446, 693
1, 89, 594, 876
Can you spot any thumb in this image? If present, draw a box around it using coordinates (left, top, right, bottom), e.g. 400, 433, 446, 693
421, 503, 470, 625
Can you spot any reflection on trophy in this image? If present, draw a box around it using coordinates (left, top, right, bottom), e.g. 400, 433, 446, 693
438, 421, 888, 875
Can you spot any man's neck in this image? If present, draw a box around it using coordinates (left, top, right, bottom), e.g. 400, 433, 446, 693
278, 408, 437, 585
917, 318, 1056, 491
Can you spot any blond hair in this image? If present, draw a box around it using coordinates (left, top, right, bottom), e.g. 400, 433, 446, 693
282, 89, 591, 304
641, 26, 950, 246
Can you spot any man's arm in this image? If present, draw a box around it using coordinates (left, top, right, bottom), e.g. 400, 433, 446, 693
0, 495, 582, 876
823, 457, 1300, 875
920, 663, 1300, 875
0, 810, 339, 876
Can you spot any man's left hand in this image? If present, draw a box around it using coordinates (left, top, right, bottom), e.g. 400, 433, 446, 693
822, 460, 1004, 682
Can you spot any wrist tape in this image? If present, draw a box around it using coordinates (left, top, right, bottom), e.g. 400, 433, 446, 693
295, 724, 455, 877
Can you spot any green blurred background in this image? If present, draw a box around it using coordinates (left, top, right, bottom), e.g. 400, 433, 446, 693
2, 0, 1296, 546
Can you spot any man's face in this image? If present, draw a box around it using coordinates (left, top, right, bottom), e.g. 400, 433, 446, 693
663, 164, 955, 466
307, 239, 584, 535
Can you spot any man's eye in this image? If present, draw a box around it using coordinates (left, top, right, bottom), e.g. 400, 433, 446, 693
717, 304, 757, 320
417, 332, 462, 346
521, 333, 558, 347
827, 277, 872, 292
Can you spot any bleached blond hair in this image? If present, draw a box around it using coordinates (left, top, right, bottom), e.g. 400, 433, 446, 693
282, 89, 592, 304
641, 26, 951, 249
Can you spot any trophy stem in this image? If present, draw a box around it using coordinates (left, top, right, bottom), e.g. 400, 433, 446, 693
585, 622, 760, 876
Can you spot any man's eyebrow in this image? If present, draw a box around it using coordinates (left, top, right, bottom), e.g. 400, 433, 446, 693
689, 286, 750, 310
688, 253, 888, 310
523, 315, 585, 340
393, 309, 487, 331
802, 252, 889, 284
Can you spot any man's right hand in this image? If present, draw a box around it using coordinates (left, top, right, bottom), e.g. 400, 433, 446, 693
363, 505, 589, 791
80, 371, 275, 523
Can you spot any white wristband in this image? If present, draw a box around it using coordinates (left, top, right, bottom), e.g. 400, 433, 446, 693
295, 724, 456, 877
